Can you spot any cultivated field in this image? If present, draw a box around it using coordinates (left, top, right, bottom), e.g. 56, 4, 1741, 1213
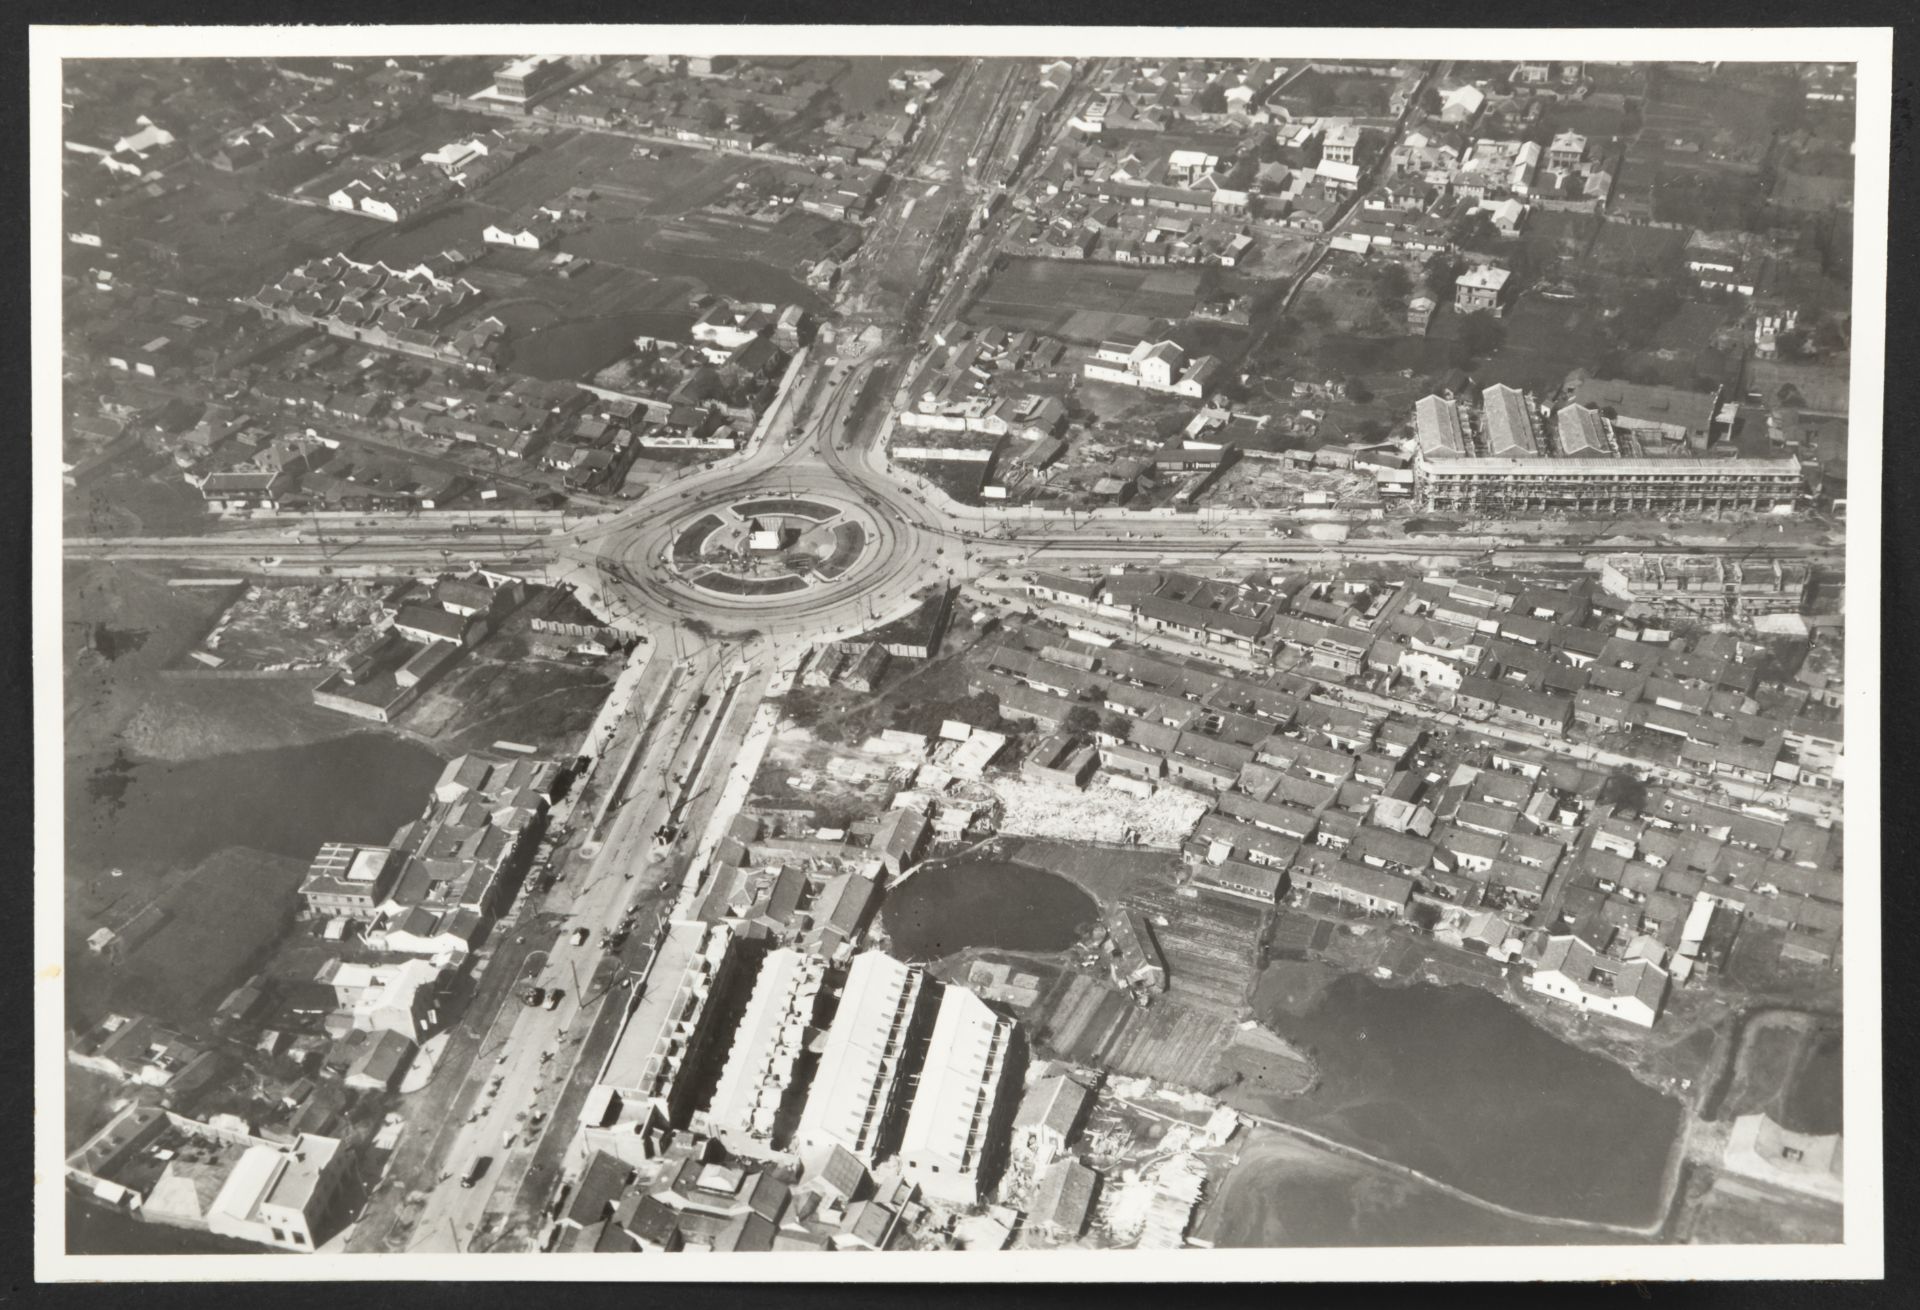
1032, 973, 1231, 1091
967, 258, 1205, 342
1132, 883, 1266, 1015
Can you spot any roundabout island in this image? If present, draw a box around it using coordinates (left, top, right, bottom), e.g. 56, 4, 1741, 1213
567, 357, 963, 647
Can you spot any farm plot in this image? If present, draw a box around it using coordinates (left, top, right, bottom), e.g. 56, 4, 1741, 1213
1033, 971, 1132, 1063
1133, 884, 1266, 1015
967, 259, 1204, 342
1095, 1000, 1234, 1090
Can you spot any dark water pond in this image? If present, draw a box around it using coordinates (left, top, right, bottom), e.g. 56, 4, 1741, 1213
882, 859, 1098, 962
1259, 973, 1684, 1227
67, 733, 445, 882
503, 309, 696, 381
1211, 1154, 1632, 1248
1780, 1028, 1843, 1135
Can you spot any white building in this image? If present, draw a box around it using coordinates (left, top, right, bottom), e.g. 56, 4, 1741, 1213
705, 949, 828, 1156
898, 985, 1016, 1206
583, 920, 739, 1142
794, 952, 926, 1171
1525, 934, 1669, 1027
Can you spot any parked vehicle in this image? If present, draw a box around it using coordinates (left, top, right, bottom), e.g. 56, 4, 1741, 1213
544, 989, 564, 1010
461, 1156, 492, 1188
570, 927, 590, 947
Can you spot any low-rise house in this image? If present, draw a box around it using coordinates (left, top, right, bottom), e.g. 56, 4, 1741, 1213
1525, 934, 1669, 1027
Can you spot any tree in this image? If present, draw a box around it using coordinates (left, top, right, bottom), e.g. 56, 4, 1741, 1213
1296, 295, 1332, 327
1423, 252, 1462, 301
1063, 705, 1101, 737
1344, 377, 1373, 403
1375, 261, 1413, 304
1408, 901, 1443, 934
1196, 82, 1229, 115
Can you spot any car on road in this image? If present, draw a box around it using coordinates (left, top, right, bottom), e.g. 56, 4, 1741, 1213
461, 1156, 492, 1188
570, 927, 590, 946
544, 988, 564, 1010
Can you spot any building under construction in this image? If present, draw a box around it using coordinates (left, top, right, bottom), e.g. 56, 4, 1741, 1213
1598, 554, 1812, 622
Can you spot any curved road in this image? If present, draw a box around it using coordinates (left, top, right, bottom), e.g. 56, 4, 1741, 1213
558, 354, 968, 645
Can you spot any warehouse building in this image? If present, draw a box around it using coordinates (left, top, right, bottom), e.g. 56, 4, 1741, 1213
794, 952, 931, 1172
898, 985, 1017, 1206
703, 949, 830, 1159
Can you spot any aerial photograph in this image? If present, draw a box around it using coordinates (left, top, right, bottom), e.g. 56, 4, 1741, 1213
42, 32, 1875, 1277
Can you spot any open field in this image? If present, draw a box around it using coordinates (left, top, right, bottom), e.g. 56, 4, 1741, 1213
559, 217, 823, 309
78, 847, 309, 1025
1679, 1172, 1843, 1245
995, 837, 1180, 910
1444, 296, 1612, 395
468, 130, 653, 213
347, 201, 495, 268
1588, 219, 1690, 278
404, 651, 615, 757
655, 209, 859, 272
66, 469, 215, 537
967, 258, 1205, 341
107, 167, 375, 298
65, 563, 357, 763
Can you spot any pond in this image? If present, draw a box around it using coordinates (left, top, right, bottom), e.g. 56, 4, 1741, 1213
503, 309, 696, 381
1780, 1028, 1843, 1135
1256, 973, 1683, 1227
881, 859, 1099, 963
67, 732, 446, 885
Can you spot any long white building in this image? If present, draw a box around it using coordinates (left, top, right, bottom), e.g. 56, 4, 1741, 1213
794, 952, 928, 1171
581, 920, 738, 1150
703, 948, 828, 1157
898, 984, 1016, 1206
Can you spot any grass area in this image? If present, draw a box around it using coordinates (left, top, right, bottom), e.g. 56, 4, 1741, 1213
1457, 296, 1613, 395
65, 564, 352, 763
410, 655, 613, 756
966, 258, 1203, 341
468, 130, 644, 213
110, 164, 373, 298
67, 470, 214, 537
1588, 220, 1690, 278
993, 837, 1179, 909
92, 847, 309, 1025
694, 571, 809, 595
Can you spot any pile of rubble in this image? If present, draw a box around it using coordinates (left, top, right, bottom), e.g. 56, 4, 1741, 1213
992, 777, 1208, 848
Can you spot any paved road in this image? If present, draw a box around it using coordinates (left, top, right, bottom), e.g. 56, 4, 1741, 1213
385, 637, 767, 1252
